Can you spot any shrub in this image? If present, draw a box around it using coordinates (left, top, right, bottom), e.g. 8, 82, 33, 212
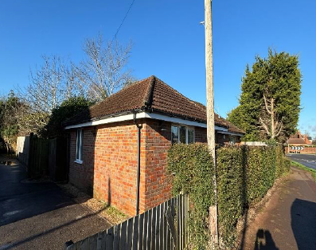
168, 144, 214, 250
216, 145, 290, 245
168, 143, 290, 248
217, 146, 244, 244
275, 145, 285, 178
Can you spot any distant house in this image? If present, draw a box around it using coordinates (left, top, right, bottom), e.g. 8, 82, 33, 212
64, 76, 244, 216
286, 131, 314, 154
287, 131, 312, 145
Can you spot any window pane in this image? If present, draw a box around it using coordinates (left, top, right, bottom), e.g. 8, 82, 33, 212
180, 126, 186, 143
230, 136, 236, 144
76, 129, 83, 161
79, 130, 82, 160
171, 126, 179, 145
76, 130, 79, 160
188, 129, 194, 144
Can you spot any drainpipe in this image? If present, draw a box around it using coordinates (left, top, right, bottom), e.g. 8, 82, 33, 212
133, 111, 143, 215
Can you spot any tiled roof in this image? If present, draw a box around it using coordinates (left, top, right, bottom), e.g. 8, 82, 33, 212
287, 138, 308, 145
64, 76, 245, 134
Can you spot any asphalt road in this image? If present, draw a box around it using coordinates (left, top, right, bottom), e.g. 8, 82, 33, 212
0, 156, 110, 250
287, 154, 316, 171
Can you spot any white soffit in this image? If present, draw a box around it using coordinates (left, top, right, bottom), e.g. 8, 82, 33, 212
217, 131, 244, 136
65, 111, 228, 132
144, 113, 227, 131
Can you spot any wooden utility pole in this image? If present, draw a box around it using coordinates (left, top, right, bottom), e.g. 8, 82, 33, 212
205, 0, 219, 245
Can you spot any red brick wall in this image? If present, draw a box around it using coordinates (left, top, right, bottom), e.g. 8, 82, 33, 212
93, 120, 146, 216
68, 119, 242, 216
195, 127, 207, 143
216, 133, 230, 144
142, 120, 172, 210
285, 146, 316, 154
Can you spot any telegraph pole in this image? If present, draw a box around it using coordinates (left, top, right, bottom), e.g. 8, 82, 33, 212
205, 0, 219, 245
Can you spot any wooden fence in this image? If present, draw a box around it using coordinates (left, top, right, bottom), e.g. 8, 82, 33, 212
28, 134, 49, 178
17, 134, 69, 180
66, 194, 189, 250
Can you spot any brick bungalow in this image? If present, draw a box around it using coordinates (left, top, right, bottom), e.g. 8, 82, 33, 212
64, 76, 244, 216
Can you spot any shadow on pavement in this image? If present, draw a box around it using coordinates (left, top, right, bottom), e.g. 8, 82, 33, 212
253, 229, 279, 250
0, 205, 110, 250
0, 159, 90, 227
291, 198, 316, 249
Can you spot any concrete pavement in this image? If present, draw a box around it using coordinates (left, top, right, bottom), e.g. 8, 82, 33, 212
0, 156, 111, 250
240, 167, 316, 250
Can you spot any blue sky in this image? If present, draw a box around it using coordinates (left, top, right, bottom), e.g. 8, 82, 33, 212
0, 0, 315, 137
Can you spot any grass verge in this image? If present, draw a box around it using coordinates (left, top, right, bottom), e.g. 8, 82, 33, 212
291, 160, 316, 182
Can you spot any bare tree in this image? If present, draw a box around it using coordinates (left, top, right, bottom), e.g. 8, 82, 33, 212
26, 56, 80, 113
18, 35, 134, 134
259, 94, 283, 139
19, 56, 85, 134
75, 35, 134, 101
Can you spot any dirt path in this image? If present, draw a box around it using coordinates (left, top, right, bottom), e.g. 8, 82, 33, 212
240, 167, 316, 250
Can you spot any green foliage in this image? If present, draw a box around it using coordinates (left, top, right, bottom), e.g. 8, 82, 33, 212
41, 96, 94, 138
168, 143, 290, 248
216, 145, 290, 245
227, 49, 301, 142
168, 144, 214, 250
217, 147, 244, 244
0, 91, 24, 152
246, 146, 276, 204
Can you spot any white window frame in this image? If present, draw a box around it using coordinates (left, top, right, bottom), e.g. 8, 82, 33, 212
171, 124, 195, 145
75, 129, 83, 164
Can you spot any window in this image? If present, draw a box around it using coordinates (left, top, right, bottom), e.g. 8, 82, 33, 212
171, 126, 179, 145
179, 126, 186, 143
188, 128, 194, 144
230, 136, 236, 144
171, 125, 195, 145
75, 129, 83, 163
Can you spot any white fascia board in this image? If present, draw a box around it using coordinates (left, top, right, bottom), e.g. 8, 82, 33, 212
65, 111, 228, 132
65, 113, 147, 130
217, 131, 244, 136
143, 112, 227, 131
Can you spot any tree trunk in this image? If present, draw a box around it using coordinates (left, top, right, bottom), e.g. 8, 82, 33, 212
271, 98, 275, 139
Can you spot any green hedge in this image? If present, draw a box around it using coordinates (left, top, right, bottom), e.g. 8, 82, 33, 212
217, 145, 290, 244
168, 144, 290, 248
168, 144, 214, 249
216, 147, 244, 245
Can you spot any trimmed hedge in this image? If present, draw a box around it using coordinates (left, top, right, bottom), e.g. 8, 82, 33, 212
217, 145, 290, 244
216, 147, 244, 245
168, 144, 214, 249
168, 144, 290, 248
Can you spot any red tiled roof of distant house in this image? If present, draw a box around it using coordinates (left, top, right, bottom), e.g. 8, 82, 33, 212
287, 138, 307, 145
